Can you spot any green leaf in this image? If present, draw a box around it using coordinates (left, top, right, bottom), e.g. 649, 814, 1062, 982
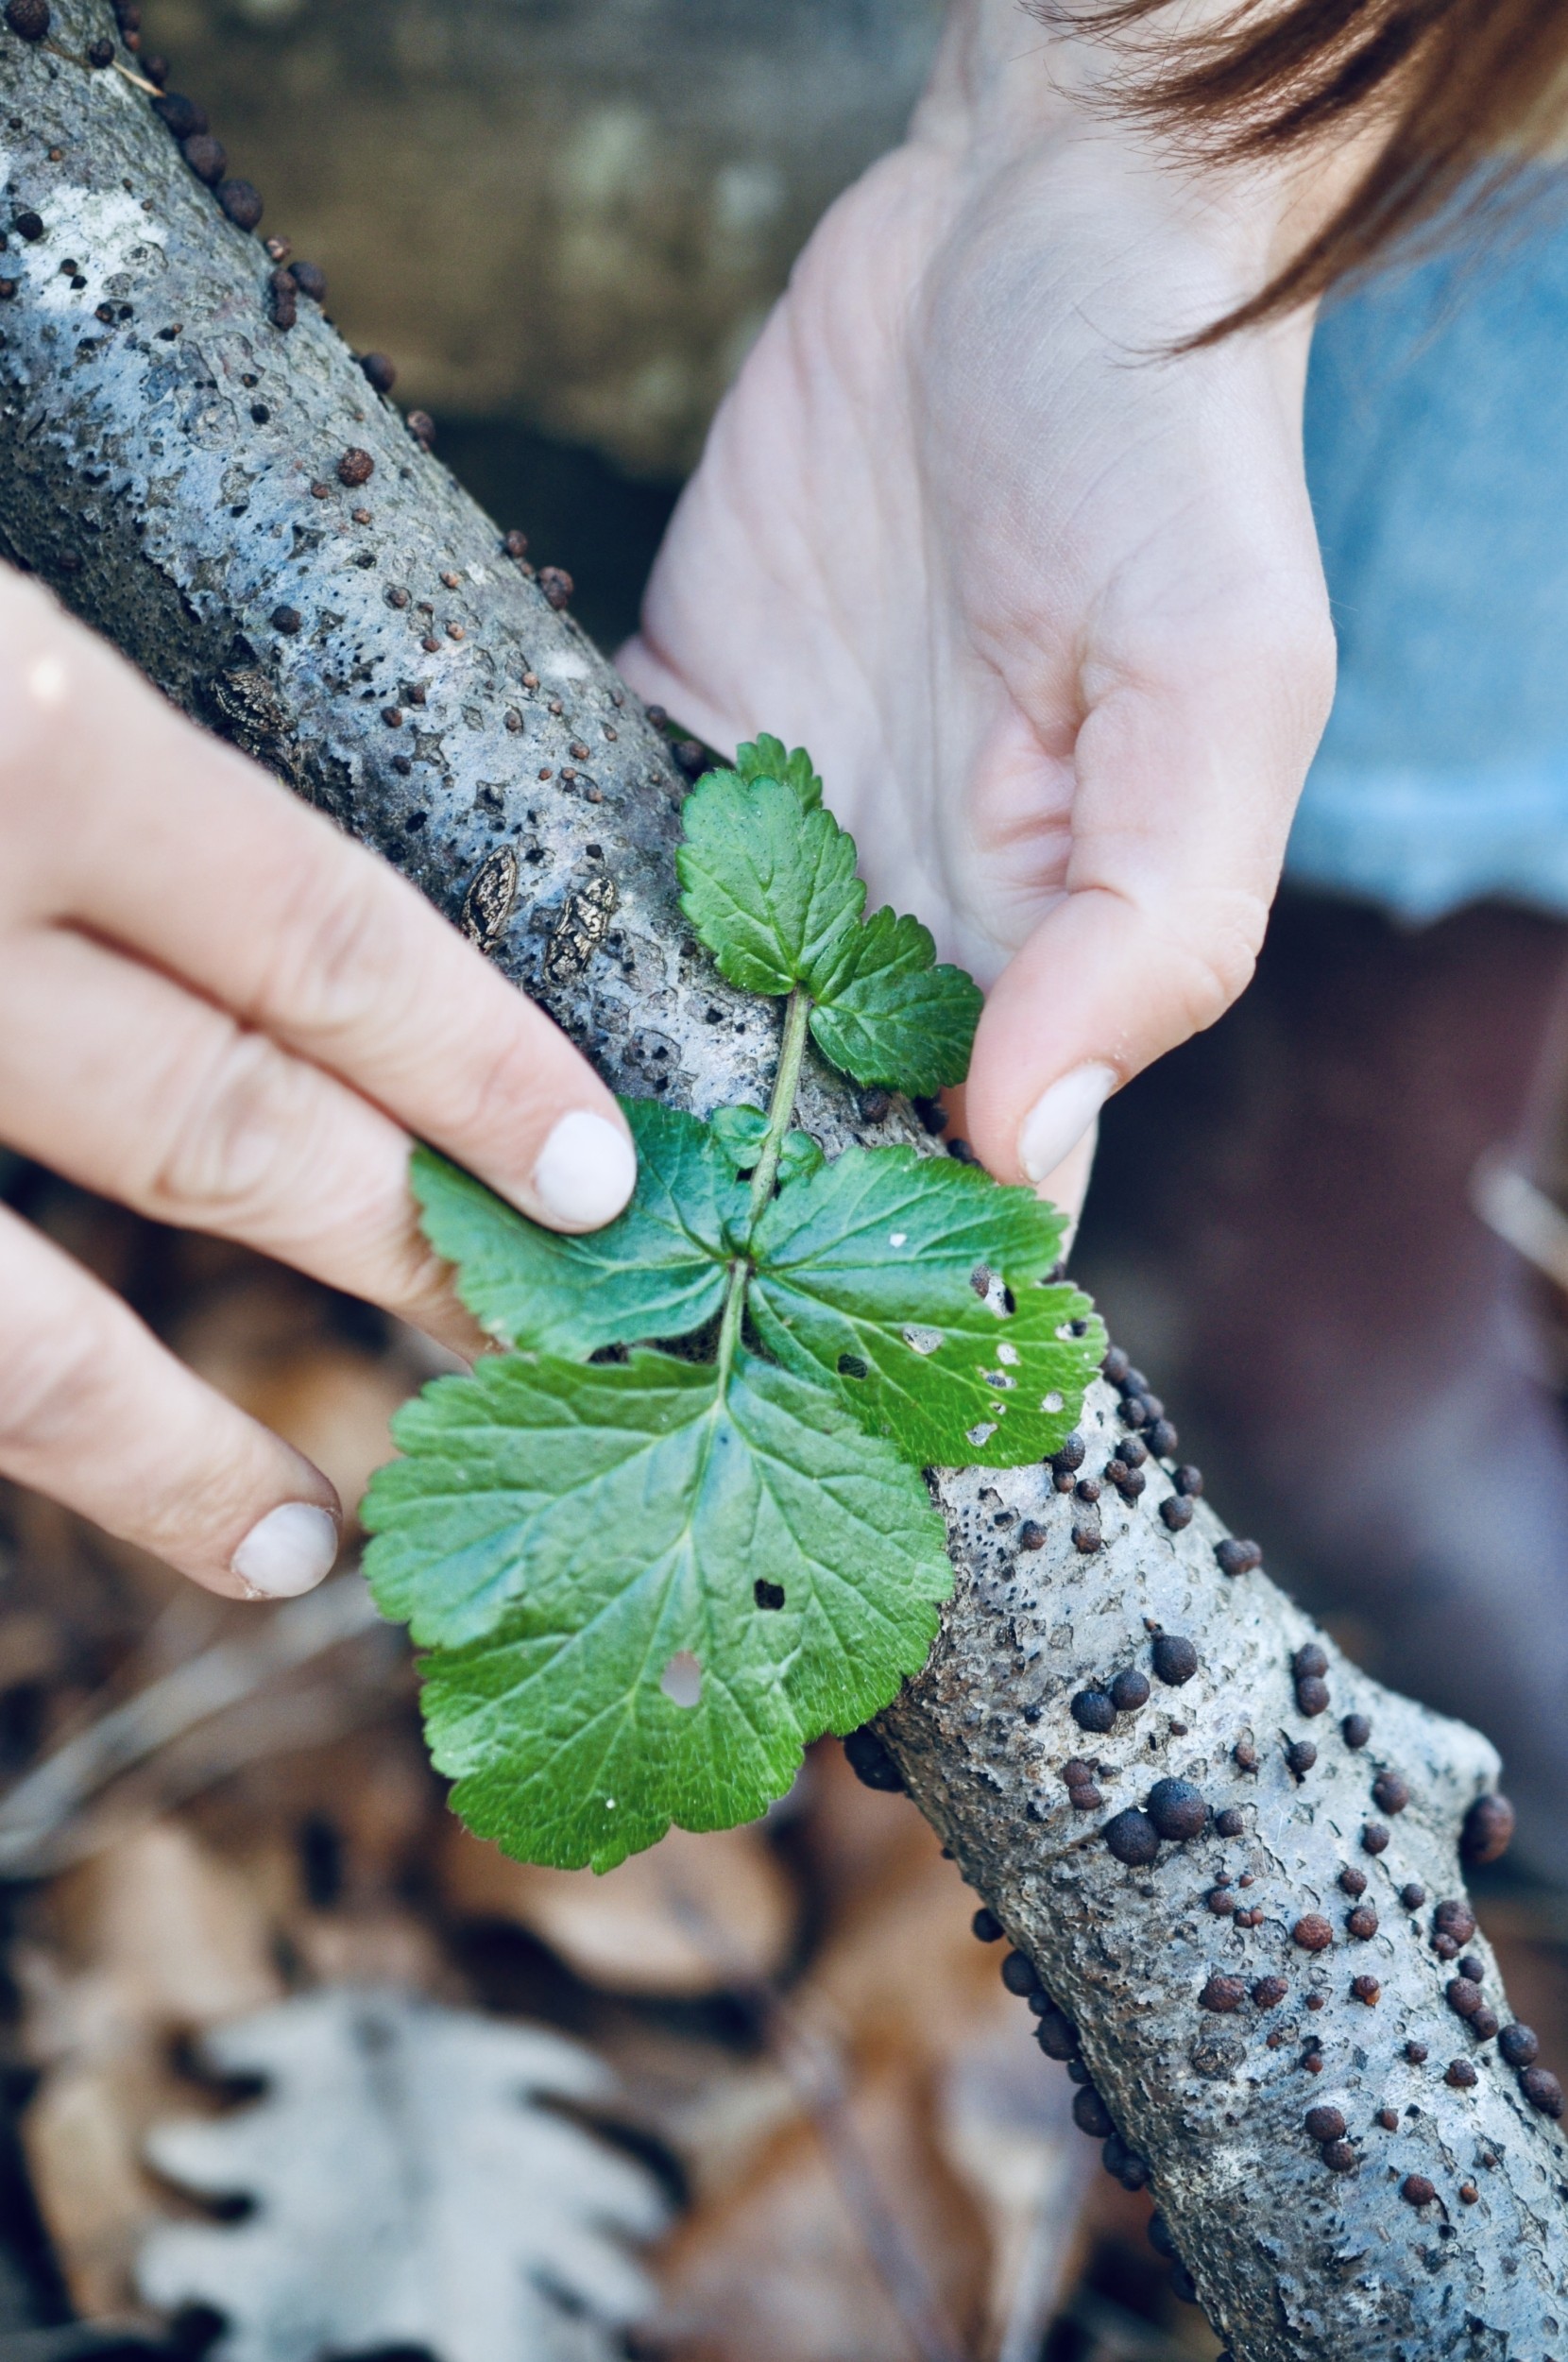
808, 909, 983, 1096
677, 772, 862, 998
710, 1104, 824, 1186
733, 734, 823, 810
749, 1145, 1104, 1465
363, 1349, 951, 1871
410, 1101, 743, 1356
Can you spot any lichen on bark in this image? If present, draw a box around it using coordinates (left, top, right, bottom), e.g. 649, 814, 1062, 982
2, 9, 1564, 2353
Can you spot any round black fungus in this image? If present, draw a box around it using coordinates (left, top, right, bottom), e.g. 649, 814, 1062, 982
1351, 1974, 1381, 2004
338, 446, 375, 488
1100, 1346, 1131, 1385
1500, 2023, 1540, 2068
1286, 1740, 1318, 1777
1292, 1643, 1328, 1680
1104, 1808, 1160, 1867
1522, 2066, 1564, 2116
1148, 1418, 1179, 1457
1292, 1914, 1333, 1953
1034, 2005, 1080, 2061
292, 258, 327, 301
1074, 1477, 1101, 1505
1214, 1807, 1245, 1838
1446, 2058, 1478, 2089
4, 0, 50, 40
1109, 1668, 1150, 1714
14, 210, 43, 242
270, 604, 301, 635
1159, 1495, 1193, 1532
182, 133, 228, 186
153, 91, 207, 138
844, 1726, 903, 1791
1341, 1712, 1372, 1749
268, 266, 297, 330
1168, 2264, 1198, 2305
1000, 1950, 1039, 1998
1071, 2084, 1114, 2139
87, 35, 114, 64
1346, 1904, 1378, 1940
1150, 1633, 1198, 1686
217, 178, 264, 230
1070, 1688, 1116, 1734
1215, 1536, 1262, 1576
1017, 1519, 1045, 1551
540, 564, 575, 609
1119, 1434, 1149, 1470
1322, 2139, 1357, 2173
1462, 1791, 1516, 1866
1147, 2213, 1175, 2259
1458, 1955, 1484, 1984
1338, 1866, 1367, 1897
971, 1908, 1003, 1943
361, 351, 398, 395
1471, 2007, 1500, 2042
1200, 1975, 1245, 2012
1361, 1822, 1390, 1856
1071, 1521, 1101, 1554
1295, 1675, 1331, 1718
1447, 1977, 1484, 2020
1253, 1976, 1287, 2009
1434, 1897, 1477, 1943
1399, 1882, 1426, 1910
1406, 2041, 1428, 2063
408, 408, 436, 447
1050, 1432, 1086, 1473
1372, 1770, 1410, 1816
1173, 1463, 1203, 1497
1402, 2175, 1436, 2206
1147, 1778, 1206, 1841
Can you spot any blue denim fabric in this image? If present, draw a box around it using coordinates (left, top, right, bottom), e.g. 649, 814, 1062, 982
1288, 189, 1568, 918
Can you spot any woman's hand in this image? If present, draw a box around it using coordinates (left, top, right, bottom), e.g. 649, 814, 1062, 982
0, 574, 636, 1600
622, 0, 1341, 1221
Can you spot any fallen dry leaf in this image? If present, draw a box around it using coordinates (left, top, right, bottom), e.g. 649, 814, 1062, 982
438, 1817, 799, 1996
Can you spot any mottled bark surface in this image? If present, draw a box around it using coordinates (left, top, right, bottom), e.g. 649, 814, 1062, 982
2, 10, 1565, 2354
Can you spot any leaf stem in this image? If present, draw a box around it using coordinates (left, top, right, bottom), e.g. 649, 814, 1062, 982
747, 986, 811, 1226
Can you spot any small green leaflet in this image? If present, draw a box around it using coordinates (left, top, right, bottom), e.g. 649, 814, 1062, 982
410, 1102, 744, 1356
366, 1350, 952, 1871
749, 1147, 1105, 1465
809, 909, 983, 1099
677, 766, 980, 1093
734, 733, 823, 809
709, 1104, 825, 1186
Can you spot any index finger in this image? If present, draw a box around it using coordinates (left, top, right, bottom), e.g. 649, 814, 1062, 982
12, 591, 636, 1235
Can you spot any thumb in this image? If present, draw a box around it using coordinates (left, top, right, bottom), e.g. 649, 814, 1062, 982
963, 625, 1332, 1197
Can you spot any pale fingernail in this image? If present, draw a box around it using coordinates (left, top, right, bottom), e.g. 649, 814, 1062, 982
1018, 1063, 1116, 1185
231, 1501, 339, 1600
531, 1108, 637, 1228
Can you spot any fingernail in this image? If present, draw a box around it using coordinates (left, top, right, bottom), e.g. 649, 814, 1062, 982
1018, 1063, 1116, 1184
531, 1108, 637, 1228
231, 1501, 339, 1599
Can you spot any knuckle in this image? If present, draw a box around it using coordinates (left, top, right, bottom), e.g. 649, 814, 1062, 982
144, 1024, 319, 1225
249, 855, 407, 1046
1162, 889, 1269, 1036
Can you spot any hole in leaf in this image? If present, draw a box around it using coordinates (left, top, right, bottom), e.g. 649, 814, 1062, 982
837, 1353, 869, 1380
996, 1342, 1020, 1366
967, 1421, 997, 1448
902, 1325, 944, 1356
660, 1652, 703, 1707
1043, 1390, 1064, 1413
754, 1578, 786, 1611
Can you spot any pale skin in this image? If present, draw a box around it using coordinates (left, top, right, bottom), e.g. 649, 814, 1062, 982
0, 0, 1355, 1600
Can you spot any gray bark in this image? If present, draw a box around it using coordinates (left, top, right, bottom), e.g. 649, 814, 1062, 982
2, 10, 1565, 2354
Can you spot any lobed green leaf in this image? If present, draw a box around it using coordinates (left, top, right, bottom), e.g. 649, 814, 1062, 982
750, 1146, 1104, 1465
733, 733, 824, 810
709, 1104, 825, 1186
410, 1102, 744, 1357
364, 1349, 951, 1871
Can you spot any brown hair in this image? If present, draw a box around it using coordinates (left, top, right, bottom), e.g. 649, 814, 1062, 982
1054, 1, 1568, 336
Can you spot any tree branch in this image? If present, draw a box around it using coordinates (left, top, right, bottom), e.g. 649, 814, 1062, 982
2, 9, 1564, 2350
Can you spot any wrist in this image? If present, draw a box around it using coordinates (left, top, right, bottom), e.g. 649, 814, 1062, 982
915, 0, 1370, 300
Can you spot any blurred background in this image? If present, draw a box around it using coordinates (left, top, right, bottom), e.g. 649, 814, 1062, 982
4, 3, 1568, 2358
